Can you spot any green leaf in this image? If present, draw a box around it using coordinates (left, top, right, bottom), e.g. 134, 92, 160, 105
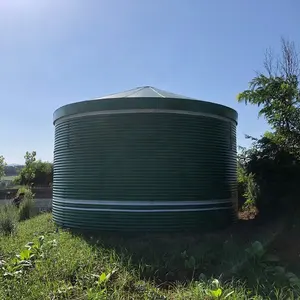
263, 254, 280, 262
274, 266, 285, 274
210, 288, 222, 298
252, 241, 264, 252
289, 276, 300, 287
285, 272, 297, 279
99, 272, 107, 284
286, 272, 300, 287
19, 249, 31, 260
247, 241, 265, 258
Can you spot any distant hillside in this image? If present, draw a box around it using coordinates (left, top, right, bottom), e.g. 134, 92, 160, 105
4, 165, 24, 176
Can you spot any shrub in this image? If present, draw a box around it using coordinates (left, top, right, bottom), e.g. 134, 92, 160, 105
18, 186, 35, 221
237, 162, 247, 207
17, 186, 35, 198
242, 173, 260, 210
237, 135, 300, 215
0, 204, 19, 235
237, 162, 259, 210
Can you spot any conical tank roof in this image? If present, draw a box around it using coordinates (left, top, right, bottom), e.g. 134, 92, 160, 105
54, 86, 238, 125
96, 86, 196, 100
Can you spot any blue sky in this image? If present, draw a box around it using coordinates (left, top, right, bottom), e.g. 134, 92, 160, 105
0, 0, 299, 164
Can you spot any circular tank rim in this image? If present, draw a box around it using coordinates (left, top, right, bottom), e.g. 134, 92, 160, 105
53, 97, 238, 125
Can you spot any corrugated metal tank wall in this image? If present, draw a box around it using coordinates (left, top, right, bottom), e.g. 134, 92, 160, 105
53, 87, 238, 232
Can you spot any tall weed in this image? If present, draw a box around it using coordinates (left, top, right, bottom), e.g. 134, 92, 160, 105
243, 173, 260, 209
0, 204, 19, 235
18, 186, 35, 221
238, 165, 260, 210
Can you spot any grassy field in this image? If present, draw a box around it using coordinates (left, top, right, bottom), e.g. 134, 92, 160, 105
0, 213, 300, 299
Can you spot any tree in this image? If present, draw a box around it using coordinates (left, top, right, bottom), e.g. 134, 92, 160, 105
32, 160, 53, 186
14, 151, 36, 186
237, 38, 300, 214
14, 151, 53, 187
0, 155, 6, 180
237, 37, 300, 156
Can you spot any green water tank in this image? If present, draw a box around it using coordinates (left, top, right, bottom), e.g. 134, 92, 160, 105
53, 86, 238, 232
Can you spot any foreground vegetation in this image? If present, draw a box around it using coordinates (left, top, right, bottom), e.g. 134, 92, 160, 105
0, 186, 35, 235
0, 213, 299, 299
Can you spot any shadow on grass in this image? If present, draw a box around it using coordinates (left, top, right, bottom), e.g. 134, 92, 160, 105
56, 208, 300, 300
69, 214, 300, 297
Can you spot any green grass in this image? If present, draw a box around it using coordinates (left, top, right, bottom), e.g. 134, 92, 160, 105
0, 213, 300, 299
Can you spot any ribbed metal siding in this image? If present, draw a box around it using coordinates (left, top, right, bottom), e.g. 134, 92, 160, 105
53, 109, 237, 231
